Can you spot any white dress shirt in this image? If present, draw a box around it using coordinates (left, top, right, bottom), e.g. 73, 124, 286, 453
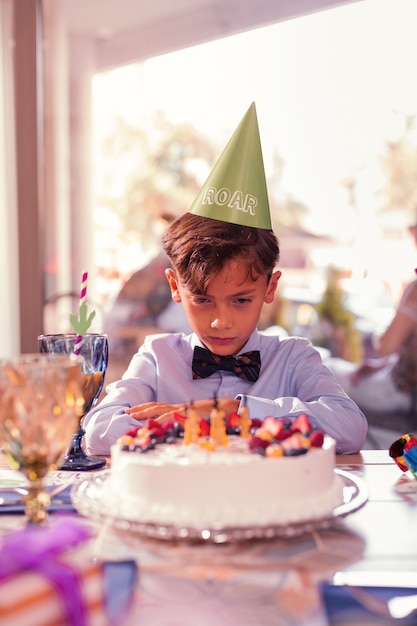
84, 330, 367, 455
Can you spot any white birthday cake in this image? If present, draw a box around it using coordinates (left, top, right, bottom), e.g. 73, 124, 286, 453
104, 410, 344, 532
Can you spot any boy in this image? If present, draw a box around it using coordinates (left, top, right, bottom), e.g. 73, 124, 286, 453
84, 104, 367, 455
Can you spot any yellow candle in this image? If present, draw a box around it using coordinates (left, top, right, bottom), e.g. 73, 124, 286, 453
210, 402, 228, 448
184, 404, 200, 445
239, 405, 251, 439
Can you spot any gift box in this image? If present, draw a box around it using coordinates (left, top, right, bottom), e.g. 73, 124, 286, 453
0, 517, 137, 626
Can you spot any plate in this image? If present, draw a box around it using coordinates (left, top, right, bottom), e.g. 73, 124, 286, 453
71, 468, 368, 544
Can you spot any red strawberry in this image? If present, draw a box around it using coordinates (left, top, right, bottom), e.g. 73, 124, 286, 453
248, 436, 270, 451
280, 432, 307, 452
249, 418, 263, 430
275, 428, 293, 441
145, 418, 165, 439
309, 430, 324, 447
262, 416, 283, 438
125, 426, 141, 438
161, 420, 176, 433
292, 413, 311, 434
198, 418, 210, 437
227, 412, 241, 429
173, 412, 186, 426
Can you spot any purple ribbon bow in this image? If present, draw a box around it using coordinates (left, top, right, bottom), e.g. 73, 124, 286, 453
0, 518, 94, 626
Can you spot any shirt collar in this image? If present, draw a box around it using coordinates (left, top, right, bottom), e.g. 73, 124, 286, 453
191, 329, 261, 356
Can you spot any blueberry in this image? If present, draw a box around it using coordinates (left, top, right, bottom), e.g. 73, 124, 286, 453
251, 447, 266, 456
284, 448, 308, 457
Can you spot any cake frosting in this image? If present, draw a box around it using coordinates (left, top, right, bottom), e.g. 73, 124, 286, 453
104, 411, 344, 531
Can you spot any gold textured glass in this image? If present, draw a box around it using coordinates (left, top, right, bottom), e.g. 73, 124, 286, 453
0, 354, 84, 524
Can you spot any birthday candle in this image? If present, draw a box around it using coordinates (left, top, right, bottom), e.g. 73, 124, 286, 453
239, 395, 251, 439
184, 403, 200, 445
210, 398, 228, 448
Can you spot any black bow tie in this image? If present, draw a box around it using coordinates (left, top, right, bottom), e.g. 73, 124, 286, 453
192, 346, 261, 382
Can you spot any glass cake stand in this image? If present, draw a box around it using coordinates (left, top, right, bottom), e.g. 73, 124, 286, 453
71, 469, 368, 544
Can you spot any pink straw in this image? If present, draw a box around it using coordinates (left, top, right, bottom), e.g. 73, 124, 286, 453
73, 271, 88, 356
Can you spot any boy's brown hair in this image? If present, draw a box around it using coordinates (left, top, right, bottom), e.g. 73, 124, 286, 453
162, 213, 280, 293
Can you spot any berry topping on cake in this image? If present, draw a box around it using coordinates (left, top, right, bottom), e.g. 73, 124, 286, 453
226, 412, 241, 431
198, 418, 210, 437
117, 408, 325, 458
292, 413, 311, 434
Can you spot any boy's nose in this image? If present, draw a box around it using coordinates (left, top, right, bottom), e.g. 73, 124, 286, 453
211, 307, 232, 329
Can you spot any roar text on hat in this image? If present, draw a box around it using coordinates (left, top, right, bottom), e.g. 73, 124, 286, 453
201, 187, 257, 216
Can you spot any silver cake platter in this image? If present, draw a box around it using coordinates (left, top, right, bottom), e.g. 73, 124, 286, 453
71, 469, 368, 544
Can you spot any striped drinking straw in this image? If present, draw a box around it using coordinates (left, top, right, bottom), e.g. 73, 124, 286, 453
73, 271, 88, 356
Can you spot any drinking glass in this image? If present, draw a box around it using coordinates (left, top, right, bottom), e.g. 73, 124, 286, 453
38, 333, 108, 471
0, 354, 84, 524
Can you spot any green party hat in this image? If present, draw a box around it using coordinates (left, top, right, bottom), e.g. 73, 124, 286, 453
189, 102, 272, 230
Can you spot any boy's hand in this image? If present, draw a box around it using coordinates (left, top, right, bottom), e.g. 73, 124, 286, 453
125, 402, 186, 424
125, 398, 240, 424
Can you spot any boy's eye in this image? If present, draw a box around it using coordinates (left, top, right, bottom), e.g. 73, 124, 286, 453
235, 298, 251, 305
192, 296, 210, 305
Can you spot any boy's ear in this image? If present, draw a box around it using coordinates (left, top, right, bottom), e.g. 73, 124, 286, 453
264, 270, 281, 304
165, 268, 182, 302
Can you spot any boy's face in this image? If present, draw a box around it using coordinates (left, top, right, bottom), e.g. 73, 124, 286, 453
166, 259, 281, 356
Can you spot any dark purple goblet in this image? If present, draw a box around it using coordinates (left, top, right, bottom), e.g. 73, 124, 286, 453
38, 333, 108, 470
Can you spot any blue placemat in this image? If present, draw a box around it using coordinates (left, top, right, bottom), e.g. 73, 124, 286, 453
104, 560, 138, 624
320, 582, 417, 624
0, 484, 75, 514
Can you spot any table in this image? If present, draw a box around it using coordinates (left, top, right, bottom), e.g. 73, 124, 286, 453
1, 449, 416, 626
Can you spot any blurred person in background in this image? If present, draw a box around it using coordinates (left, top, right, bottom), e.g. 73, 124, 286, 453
104, 212, 190, 359
325, 218, 417, 415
